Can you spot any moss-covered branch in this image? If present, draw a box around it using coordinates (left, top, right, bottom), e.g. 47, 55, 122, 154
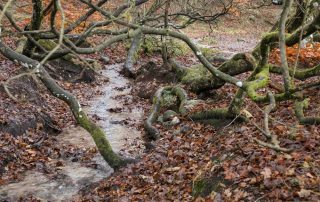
144, 87, 168, 139
123, 32, 143, 78
22, 0, 44, 57
270, 63, 320, 80
189, 107, 235, 121
245, 65, 270, 101
294, 99, 320, 125
171, 86, 189, 114
144, 85, 189, 139
169, 53, 256, 93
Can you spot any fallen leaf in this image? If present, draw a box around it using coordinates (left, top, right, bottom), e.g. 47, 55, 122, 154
261, 167, 272, 179
165, 167, 181, 173
297, 189, 311, 198
241, 109, 253, 119
224, 188, 232, 198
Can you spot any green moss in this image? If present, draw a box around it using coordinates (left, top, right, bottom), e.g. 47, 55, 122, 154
294, 99, 309, 121
181, 64, 212, 88
141, 37, 191, 56
192, 178, 207, 197
38, 39, 58, 51
246, 65, 270, 101
179, 99, 201, 115
77, 111, 124, 169
38, 39, 73, 61
169, 39, 191, 56
228, 86, 245, 114
270, 63, 320, 80
160, 90, 178, 109
175, 53, 256, 93
296, 64, 320, 79
199, 47, 217, 58
141, 36, 162, 55
190, 108, 235, 121
16, 37, 27, 53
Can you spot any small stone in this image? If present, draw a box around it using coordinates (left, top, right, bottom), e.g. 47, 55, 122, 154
101, 55, 110, 64
249, 15, 255, 21
180, 124, 191, 133
170, 116, 180, 126
236, 81, 243, 87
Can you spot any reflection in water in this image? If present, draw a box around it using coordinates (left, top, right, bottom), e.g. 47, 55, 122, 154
0, 64, 143, 201
0, 161, 112, 201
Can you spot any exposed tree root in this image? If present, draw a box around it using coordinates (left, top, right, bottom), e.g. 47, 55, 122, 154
171, 85, 189, 114
189, 108, 236, 121
246, 65, 270, 101
169, 53, 256, 93
144, 87, 167, 140
144, 85, 188, 140
294, 99, 320, 125
122, 32, 143, 78
270, 64, 320, 81
263, 91, 276, 138
145, 84, 243, 139
253, 92, 292, 152
162, 10, 320, 132
253, 138, 292, 152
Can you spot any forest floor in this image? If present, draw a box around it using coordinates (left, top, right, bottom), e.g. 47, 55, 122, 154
1, 3, 320, 202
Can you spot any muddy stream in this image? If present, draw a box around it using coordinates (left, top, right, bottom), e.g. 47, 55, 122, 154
0, 64, 144, 201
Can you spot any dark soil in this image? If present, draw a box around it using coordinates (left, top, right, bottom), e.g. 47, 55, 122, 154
133, 62, 177, 99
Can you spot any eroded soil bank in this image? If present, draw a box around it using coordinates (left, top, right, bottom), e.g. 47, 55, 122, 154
0, 64, 144, 201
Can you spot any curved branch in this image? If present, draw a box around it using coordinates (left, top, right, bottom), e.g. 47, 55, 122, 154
144, 85, 188, 140
294, 99, 320, 125
270, 63, 320, 80
279, 0, 294, 93
144, 87, 170, 140
123, 31, 143, 78
246, 65, 270, 101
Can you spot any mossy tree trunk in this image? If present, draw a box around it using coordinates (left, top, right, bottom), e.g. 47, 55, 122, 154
22, 0, 43, 57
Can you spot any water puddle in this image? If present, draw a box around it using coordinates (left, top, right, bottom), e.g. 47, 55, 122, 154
0, 64, 144, 201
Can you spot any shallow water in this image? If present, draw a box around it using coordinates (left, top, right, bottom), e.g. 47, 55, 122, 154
87, 63, 143, 152
0, 64, 143, 201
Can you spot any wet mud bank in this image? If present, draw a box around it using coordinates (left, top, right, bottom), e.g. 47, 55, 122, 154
0, 64, 144, 201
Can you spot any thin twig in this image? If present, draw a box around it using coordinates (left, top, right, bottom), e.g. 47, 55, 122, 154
254, 138, 292, 152
263, 91, 276, 138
